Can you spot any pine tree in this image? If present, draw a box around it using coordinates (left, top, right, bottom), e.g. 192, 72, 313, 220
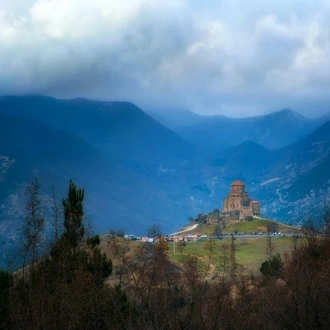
62, 179, 85, 252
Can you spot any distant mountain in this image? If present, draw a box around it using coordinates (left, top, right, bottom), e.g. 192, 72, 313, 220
0, 111, 137, 266
0, 96, 222, 267
144, 107, 201, 130
221, 141, 273, 179
262, 120, 330, 221
0, 96, 203, 164
148, 107, 330, 150
318, 111, 330, 122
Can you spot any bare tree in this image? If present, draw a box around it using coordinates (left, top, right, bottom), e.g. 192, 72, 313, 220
219, 244, 231, 278
266, 225, 275, 260
203, 238, 215, 280
50, 184, 62, 241
147, 223, 162, 238
20, 177, 45, 280
213, 224, 222, 237
230, 235, 237, 279
268, 221, 279, 233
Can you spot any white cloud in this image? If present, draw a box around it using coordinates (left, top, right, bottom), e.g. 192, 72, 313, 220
0, 0, 330, 117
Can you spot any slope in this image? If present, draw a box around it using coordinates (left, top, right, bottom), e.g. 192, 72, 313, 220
251, 121, 330, 222
0, 96, 221, 238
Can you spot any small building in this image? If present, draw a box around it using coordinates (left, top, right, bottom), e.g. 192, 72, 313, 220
222, 180, 260, 220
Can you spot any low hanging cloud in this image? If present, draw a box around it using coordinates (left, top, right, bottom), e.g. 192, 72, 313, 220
0, 0, 330, 117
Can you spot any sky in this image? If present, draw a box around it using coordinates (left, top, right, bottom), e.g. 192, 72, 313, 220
0, 0, 330, 117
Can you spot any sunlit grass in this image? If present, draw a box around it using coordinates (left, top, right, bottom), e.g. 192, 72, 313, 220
167, 235, 296, 274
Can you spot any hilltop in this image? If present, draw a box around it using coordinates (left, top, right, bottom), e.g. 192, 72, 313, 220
164, 217, 301, 274
99, 218, 301, 280
177, 217, 300, 236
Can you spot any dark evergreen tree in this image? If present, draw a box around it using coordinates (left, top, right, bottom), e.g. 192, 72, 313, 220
62, 179, 85, 251
260, 253, 283, 277
0, 269, 12, 328
87, 234, 101, 250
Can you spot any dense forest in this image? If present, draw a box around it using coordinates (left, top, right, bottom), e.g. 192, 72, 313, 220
1, 179, 330, 329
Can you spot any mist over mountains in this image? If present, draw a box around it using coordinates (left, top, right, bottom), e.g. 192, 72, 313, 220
1, 95, 330, 267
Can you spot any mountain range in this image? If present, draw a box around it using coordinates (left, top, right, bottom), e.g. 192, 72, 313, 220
146, 107, 330, 150
0, 95, 329, 267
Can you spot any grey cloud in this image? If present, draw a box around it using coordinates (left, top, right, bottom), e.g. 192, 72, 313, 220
0, 0, 330, 117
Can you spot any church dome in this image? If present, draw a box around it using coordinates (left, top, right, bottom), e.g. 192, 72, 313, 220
231, 180, 245, 186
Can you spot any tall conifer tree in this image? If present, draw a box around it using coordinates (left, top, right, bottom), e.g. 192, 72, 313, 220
62, 179, 85, 252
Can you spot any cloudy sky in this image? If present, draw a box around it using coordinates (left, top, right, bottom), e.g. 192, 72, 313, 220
1, 0, 330, 117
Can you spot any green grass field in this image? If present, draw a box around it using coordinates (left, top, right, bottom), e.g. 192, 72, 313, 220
168, 235, 297, 275
102, 219, 301, 279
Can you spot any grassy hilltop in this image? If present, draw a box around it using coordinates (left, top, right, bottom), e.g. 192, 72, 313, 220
101, 218, 301, 276
167, 218, 301, 274
180, 217, 300, 236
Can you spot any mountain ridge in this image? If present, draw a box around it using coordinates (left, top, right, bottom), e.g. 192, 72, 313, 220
147, 106, 330, 150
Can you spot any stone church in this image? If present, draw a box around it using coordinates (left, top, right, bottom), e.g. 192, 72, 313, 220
222, 180, 260, 220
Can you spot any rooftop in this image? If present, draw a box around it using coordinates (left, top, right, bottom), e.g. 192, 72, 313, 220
231, 180, 245, 186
